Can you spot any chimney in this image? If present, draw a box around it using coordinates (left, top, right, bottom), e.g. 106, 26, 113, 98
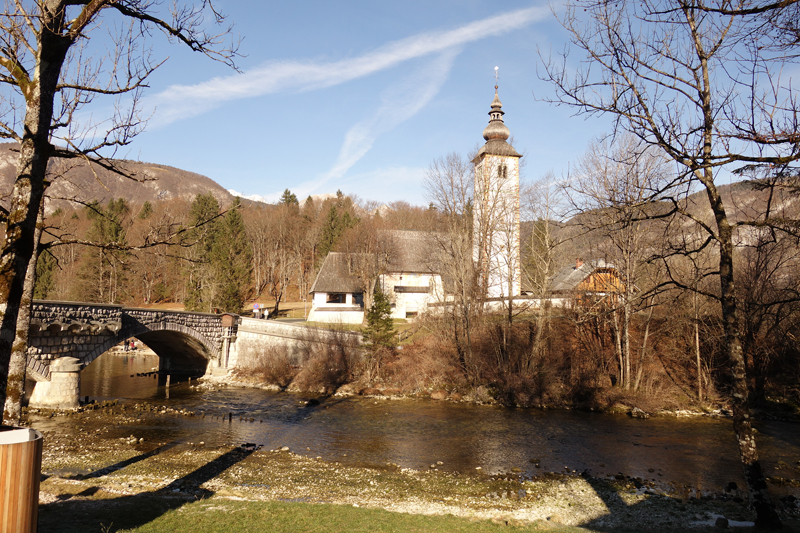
576, 258, 584, 269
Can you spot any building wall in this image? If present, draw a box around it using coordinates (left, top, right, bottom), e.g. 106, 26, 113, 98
307, 291, 364, 324
379, 272, 443, 319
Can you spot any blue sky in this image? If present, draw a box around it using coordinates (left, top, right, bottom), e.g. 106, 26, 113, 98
119, 1, 610, 206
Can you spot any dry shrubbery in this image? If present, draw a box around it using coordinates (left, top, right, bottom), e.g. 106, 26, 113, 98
380, 336, 466, 393
292, 339, 358, 395
235, 344, 299, 390
382, 309, 729, 411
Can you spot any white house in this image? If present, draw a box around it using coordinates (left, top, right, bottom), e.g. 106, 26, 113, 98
379, 230, 445, 320
307, 230, 445, 323
306, 252, 366, 324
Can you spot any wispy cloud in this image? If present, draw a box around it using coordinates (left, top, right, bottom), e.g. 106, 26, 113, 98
146, 6, 549, 126
290, 49, 459, 196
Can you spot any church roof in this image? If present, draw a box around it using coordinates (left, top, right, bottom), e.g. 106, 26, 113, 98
382, 230, 441, 273
472, 86, 522, 162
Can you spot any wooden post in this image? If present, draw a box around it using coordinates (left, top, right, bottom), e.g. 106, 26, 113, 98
0, 428, 43, 533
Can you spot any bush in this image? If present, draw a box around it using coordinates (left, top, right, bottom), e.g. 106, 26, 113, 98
292, 329, 360, 394
235, 343, 298, 389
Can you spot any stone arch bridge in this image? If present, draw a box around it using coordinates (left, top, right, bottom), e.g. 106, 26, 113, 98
26, 300, 238, 409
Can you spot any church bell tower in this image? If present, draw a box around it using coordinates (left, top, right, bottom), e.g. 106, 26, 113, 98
472, 69, 522, 299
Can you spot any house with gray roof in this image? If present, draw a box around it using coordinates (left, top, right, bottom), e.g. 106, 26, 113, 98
379, 230, 445, 319
307, 230, 446, 324
548, 259, 624, 307
306, 252, 368, 324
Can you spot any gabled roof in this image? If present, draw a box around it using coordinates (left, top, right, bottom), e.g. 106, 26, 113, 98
549, 259, 618, 293
309, 252, 367, 294
310, 231, 448, 296
382, 230, 442, 274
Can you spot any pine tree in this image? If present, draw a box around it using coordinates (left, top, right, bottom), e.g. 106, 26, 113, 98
33, 249, 56, 299
362, 285, 395, 381
77, 198, 130, 302
279, 188, 299, 206
184, 194, 220, 312
210, 198, 252, 313
318, 204, 342, 263
138, 201, 154, 220
363, 286, 395, 349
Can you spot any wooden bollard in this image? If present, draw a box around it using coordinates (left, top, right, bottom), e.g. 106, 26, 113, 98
0, 428, 43, 533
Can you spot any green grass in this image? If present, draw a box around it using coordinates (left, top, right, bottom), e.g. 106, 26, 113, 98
39, 497, 578, 533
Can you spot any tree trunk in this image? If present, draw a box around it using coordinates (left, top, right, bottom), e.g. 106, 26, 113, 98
707, 184, 780, 528
0, 20, 69, 413
693, 282, 702, 402
2, 206, 44, 425
633, 305, 653, 392
623, 297, 631, 390
612, 310, 624, 388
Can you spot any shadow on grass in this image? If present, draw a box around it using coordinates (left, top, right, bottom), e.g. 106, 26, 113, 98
39, 445, 257, 532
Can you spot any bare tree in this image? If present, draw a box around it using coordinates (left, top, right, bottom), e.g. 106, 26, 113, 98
0, 1, 238, 416
539, 1, 800, 525
567, 136, 670, 389
423, 152, 483, 380
520, 172, 564, 377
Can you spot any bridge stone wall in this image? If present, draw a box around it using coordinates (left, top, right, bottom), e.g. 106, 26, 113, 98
27, 301, 232, 381
27, 302, 123, 381
230, 318, 362, 368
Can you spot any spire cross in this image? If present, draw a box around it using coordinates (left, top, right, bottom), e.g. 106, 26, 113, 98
494, 66, 499, 88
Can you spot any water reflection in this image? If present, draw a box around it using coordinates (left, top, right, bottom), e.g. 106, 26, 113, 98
42, 350, 799, 493
81, 350, 160, 399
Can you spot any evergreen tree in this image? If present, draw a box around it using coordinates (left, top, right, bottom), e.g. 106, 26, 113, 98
279, 188, 299, 206
363, 286, 395, 349
210, 198, 253, 313
184, 193, 221, 312
78, 198, 130, 302
33, 249, 56, 299
138, 201, 154, 220
318, 204, 342, 262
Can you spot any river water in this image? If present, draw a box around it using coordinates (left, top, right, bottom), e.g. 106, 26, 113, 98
33, 351, 800, 495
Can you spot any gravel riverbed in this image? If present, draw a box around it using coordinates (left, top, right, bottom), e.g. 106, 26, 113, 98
30, 402, 800, 532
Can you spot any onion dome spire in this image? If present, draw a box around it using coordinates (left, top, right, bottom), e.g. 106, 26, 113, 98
473, 66, 521, 162
482, 86, 510, 142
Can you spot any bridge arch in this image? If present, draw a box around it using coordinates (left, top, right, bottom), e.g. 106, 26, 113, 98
83, 320, 219, 376
27, 301, 233, 381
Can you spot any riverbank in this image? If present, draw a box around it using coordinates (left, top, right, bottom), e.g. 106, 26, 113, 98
30, 403, 800, 532
221, 371, 787, 423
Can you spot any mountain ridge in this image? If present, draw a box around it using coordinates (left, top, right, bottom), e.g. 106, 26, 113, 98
0, 142, 236, 214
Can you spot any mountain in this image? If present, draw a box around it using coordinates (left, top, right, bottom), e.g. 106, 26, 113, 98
536, 180, 800, 273
0, 143, 236, 214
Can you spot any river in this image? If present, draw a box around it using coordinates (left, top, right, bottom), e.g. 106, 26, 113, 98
30, 350, 800, 496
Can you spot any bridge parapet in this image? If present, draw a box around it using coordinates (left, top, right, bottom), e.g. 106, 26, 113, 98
30, 301, 123, 337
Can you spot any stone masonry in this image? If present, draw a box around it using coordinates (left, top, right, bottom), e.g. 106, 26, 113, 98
27, 300, 234, 382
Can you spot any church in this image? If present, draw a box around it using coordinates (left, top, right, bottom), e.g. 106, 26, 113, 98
307, 82, 522, 323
